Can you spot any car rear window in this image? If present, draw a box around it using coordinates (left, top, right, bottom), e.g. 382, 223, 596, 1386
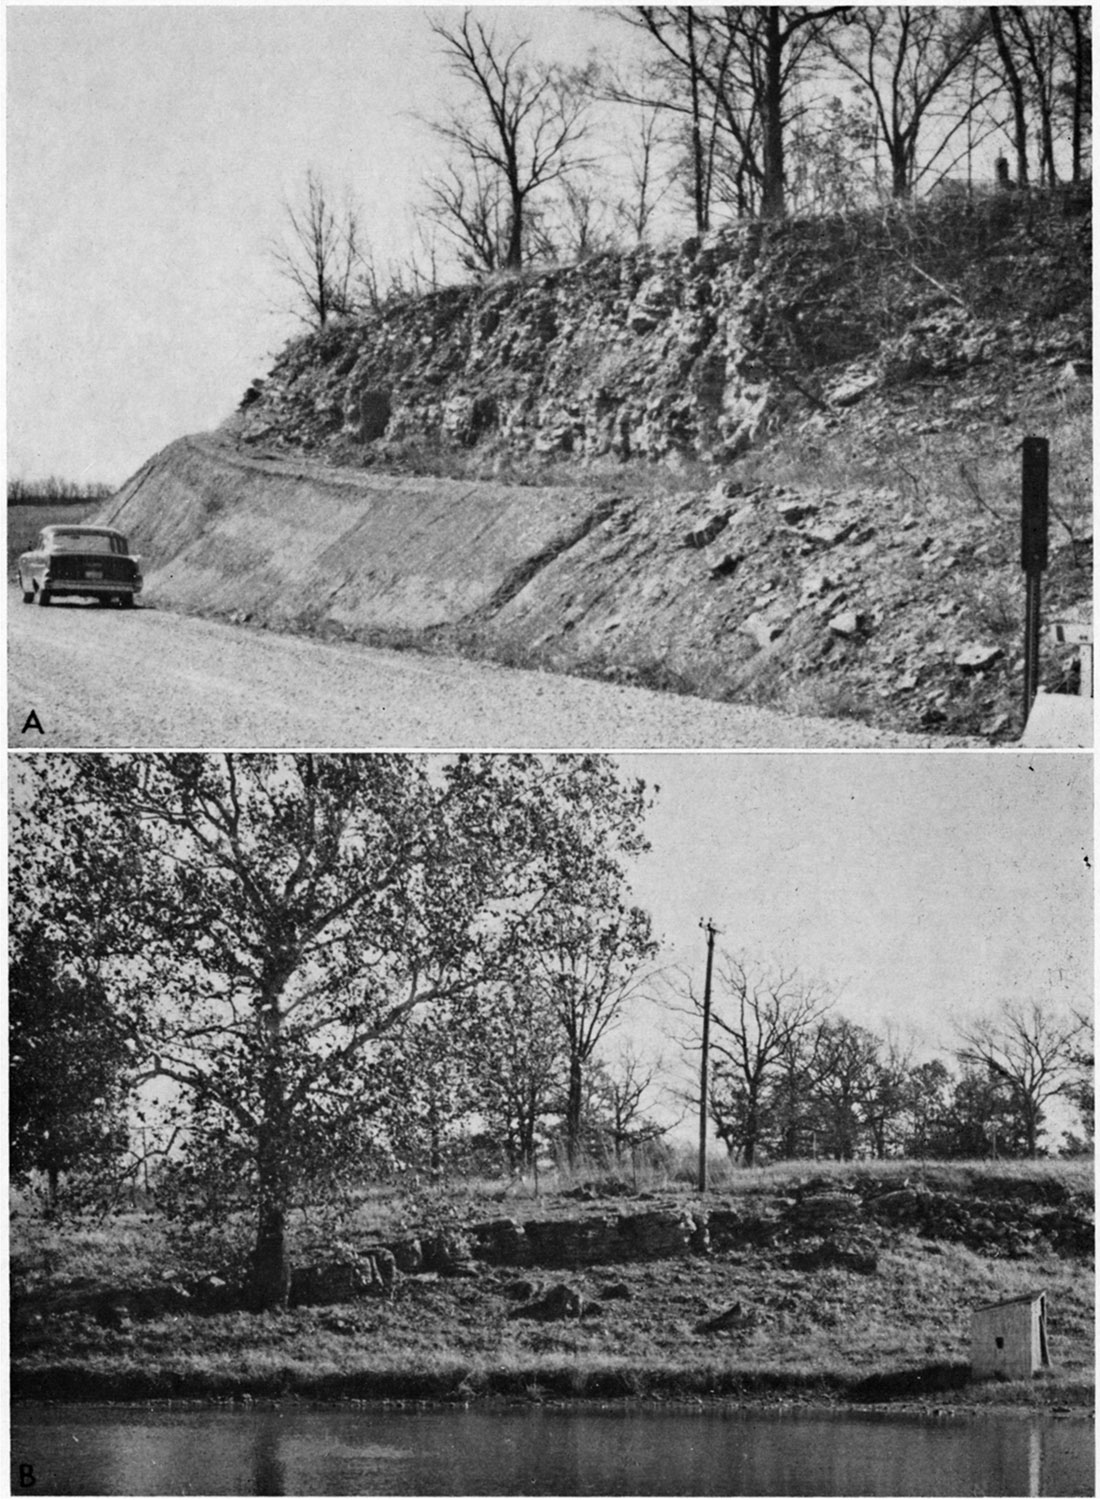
48, 532, 125, 555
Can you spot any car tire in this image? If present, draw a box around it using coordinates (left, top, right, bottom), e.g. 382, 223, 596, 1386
35, 586, 50, 607
119, 595, 135, 610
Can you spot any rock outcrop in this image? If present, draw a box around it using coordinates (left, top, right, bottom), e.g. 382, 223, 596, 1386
236, 198, 1090, 473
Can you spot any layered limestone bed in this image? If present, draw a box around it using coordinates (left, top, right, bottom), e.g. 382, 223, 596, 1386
13, 1179, 1092, 1322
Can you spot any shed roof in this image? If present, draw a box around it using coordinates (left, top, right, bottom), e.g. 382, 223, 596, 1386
973, 1291, 1046, 1312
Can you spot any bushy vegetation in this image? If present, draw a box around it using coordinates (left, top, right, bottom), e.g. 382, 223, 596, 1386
8, 476, 112, 507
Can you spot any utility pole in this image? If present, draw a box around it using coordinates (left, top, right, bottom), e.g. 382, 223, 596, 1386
698, 918, 717, 1193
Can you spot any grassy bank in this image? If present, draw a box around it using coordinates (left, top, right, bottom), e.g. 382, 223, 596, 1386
11, 1160, 1093, 1414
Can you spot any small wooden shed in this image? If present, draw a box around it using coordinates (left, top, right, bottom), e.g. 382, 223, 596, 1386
970, 1292, 1051, 1380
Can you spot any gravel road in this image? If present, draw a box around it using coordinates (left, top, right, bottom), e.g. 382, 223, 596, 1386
8, 591, 972, 750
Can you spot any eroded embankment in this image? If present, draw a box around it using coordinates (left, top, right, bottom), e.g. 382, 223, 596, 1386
99, 434, 613, 635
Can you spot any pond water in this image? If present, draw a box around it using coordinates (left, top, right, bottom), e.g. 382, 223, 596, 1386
11, 1403, 1093, 1496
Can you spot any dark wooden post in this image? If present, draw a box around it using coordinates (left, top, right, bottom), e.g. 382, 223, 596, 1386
1021, 437, 1049, 724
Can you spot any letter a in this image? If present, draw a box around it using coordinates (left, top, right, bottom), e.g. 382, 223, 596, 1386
21, 710, 44, 735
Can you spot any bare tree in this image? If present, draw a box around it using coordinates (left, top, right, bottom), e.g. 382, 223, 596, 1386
617, 7, 844, 224
599, 1044, 670, 1159
1053, 7, 1091, 183
956, 999, 1084, 1157
272, 169, 364, 328
556, 172, 616, 260
680, 953, 833, 1167
612, 107, 673, 243
423, 159, 511, 276
612, 8, 729, 231
425, 10, 594, 271
827, 7, 990, 199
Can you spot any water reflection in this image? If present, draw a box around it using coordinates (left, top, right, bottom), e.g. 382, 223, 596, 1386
12, 1403, 1094, 1496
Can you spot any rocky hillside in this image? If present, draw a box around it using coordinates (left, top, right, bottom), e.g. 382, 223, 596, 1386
117, 196, 1091, 740
239, 195, 1089, 472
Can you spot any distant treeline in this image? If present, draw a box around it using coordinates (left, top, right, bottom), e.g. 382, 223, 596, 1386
9, 477, 114, 506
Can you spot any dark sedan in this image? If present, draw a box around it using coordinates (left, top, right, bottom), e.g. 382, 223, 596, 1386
18, 525, 143, 608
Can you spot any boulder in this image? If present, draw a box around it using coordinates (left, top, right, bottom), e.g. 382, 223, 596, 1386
289, 1259, 377, 1307
741, 611, 785, 648
684, 513, 729, 549
787, 1237, 879, 1274
955, 643, 1003, 673
694, 1301, 754, 1334
829, 609, 867, 638
508, 1281, 597, 1321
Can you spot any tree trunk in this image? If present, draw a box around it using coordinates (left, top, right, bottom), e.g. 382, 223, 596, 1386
990, 9, 1030, 188
505, 194, 524, 270
760, 8, 786, 218
1068, 9, 1085, 182
251, 1015, 292, 1311
687, 9, 710, 233
565, 1055, 584, 1167
250, 1197, 291, 1311
742, 1102, 759, 1168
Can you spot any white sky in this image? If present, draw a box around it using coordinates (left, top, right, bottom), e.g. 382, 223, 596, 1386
6, 4, 641, 485
619, 750, 1093, 1066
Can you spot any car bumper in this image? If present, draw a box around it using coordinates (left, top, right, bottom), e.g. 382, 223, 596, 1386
43, 578, 143, 596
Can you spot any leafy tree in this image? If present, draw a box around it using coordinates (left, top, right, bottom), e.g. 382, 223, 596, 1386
425, 10, 594, 272
474, 979, 564, 1173
785, 95, 878, 215
13, 753, 652, 1309
1063, 1006, 1094, 1150
810, 1017, 883, 1160
9, 926, 131, 1210
272, 168, 364, 328
901, 1058, 956, 1159
862, 1028, 915, 1159
943, 1063, 1032, 1158
956, 999, 1084, 1157
524, 899, 656, 1168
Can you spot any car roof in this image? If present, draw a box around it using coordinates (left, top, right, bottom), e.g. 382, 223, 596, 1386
41, 524, 127, 538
